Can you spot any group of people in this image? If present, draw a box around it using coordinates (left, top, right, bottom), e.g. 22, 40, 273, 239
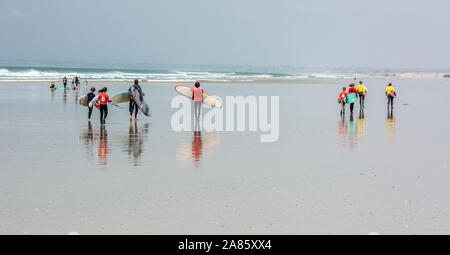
338, 81, 397, 115
85, 79, 147, 125
49, 76, 87, 90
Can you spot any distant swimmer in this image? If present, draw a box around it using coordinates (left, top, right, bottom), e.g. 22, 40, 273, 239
385, 82, 396, 109
192, 81, 204, 121
338, 87, 347, 115
356, 81, 367, 108
49, 81, 55, 89
63, 76, 67, 88
85, 78, 88, 89
129, 79, 144, 122
347, 83, 358, 115
98, 87, 111, 124
87, 87, 96, 122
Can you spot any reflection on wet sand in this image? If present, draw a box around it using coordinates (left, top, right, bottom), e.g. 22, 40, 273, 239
386, 108, 395, 143
123, 122, 151, 166
176, 120, 221, 167
73, 88, 79, 103
98, 125, 108, 165
50, 89, 55, 101
63, 89, 67, 104
79, 122, 110, 166
192, 130, 203, 167
338, 110, 364, 150
357, 108, 366, 146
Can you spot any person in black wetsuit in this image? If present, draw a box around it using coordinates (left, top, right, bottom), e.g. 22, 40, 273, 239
63, 76, 67, 88
87, 87, 96, 121
128, 79, 144, 122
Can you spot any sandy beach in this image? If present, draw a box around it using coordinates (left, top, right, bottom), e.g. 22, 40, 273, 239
1, 78, 450, 234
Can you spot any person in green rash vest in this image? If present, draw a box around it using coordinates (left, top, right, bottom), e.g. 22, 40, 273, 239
347, 83, 358, 115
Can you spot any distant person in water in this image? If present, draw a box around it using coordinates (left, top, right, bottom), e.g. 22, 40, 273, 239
85, 78, 88, 89
75, 76, 79, 88
338, 87, 347, 115
192, 81, 203, 121
87, 87, 96, 122
385, 82, 396, 109
49, 82, 55, 89
98, 87, 110, 124
356, 81, 367, 108
63, 76, 67, 88
347, 83, 358, 114
129, 79, 144, 122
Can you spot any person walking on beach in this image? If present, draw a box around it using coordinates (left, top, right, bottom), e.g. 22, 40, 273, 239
87, 87, 96, 122
98, 87, 110, 124
192, 81, 203, 121
75, 76, 79, 88
85, 78, 88, 90
385, 82, 396, 109
63, 76, 67, 88
356, 81, 367, 108
347, 83, 358, 114
338, 87, 347, 115
129, 79, 144, 122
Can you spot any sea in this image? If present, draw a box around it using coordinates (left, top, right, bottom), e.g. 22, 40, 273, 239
0, 60, 445, 82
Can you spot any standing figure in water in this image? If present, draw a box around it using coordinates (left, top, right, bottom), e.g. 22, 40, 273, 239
129, 79, 144, 122
63, 76, 67, 89
98, 87, 110, 124
87, 87, 96, 122
338, 87, 347, 115
347, 83, 358, 115
356, 81, 367, 108
192, 81, 203, 121
385, 82, 396, 109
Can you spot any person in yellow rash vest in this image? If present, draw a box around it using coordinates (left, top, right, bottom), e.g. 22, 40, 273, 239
385, 82, 396, 109
356, 81, 367, 108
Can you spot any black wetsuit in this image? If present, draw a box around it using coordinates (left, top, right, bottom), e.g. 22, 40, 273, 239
387, 94, 394, 109
100, 104, 108, 124
87, 92, 96, 119
129, 84, 143, 118
63, 78, 67, 88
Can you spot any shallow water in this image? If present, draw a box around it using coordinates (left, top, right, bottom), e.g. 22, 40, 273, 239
1, 79, 450, 234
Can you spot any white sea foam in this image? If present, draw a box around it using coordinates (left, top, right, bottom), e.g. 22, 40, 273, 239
0, 68, 448, 82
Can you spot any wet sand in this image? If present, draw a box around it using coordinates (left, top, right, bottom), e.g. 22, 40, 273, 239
1, 79, 450, 234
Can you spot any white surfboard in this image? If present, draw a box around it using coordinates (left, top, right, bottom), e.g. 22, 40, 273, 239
174, 85, 222, 108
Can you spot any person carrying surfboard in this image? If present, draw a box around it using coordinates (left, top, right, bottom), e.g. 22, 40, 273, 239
347, 83, 358, 115
385, 82, 396, 109
87, 87, 96, 122
338, 87, 347, 115
98, 87, 111, 125
356, 81, 367, 108
128, 79, 144, 122
192, 81, 203, 121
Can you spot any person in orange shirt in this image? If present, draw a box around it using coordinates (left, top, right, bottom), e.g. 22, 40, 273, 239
98, 87, 111, 124
192, 81, 204, 121
338, 87, 348, 115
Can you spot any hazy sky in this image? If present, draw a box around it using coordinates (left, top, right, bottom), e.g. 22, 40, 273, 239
1, 0, 450, 70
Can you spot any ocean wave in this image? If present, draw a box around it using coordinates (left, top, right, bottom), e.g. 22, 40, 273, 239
0, 67, 448, 82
